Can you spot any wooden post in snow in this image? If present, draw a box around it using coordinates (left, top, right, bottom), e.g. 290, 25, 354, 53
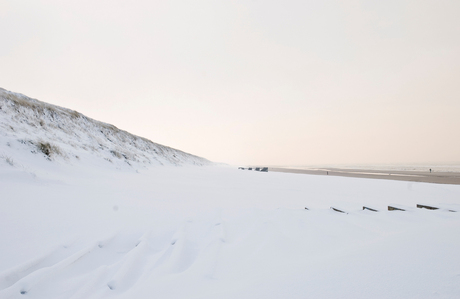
388, 206, 405, 211
363, 206, 378, 212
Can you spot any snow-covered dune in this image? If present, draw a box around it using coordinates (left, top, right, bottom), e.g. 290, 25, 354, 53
0, 87, 211, 169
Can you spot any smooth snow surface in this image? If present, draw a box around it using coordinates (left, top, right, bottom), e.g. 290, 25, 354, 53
1, 159, 460, 298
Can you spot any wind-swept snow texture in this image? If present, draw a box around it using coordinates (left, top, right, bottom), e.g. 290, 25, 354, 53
1, 88, 460, 299
0, 87, 211, 168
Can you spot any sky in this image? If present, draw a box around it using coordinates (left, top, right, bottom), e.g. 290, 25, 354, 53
1, 0, 459, 166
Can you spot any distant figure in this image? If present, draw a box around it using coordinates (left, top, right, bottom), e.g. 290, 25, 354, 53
430, 168, 432, 173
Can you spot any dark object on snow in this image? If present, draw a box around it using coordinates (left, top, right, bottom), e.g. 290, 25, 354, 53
363, 206, 378, 212
248, 167, 252, 170
255, 167, 260, 171
304, 207, 309, 210
388, 206, 405, 211
238, 167, 245, 170
261, 167, 268, 172
330, 207, 346, 213
416, 204, 438, 210
416, 204, 456, 212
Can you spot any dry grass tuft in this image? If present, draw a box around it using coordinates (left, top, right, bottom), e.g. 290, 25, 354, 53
110, 150, 123, 159
36, 141, 62, 158
69, 110, 80, 119
0, 153, 14, 166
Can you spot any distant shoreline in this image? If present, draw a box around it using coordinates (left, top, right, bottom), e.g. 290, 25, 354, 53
268, 167, 460, 185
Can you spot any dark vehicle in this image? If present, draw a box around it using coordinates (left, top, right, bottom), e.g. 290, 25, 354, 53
261, 167, 268, 172
255, 167, 260, 171
238, 167, 245, 170
248, 168, 252, 170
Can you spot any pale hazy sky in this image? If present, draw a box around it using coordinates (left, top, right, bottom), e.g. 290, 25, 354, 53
1, 0, 459, 165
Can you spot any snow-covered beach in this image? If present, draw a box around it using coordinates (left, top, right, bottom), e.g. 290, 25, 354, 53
1, 88, 460, 298
1, 0, 459, 295
2, 159, 460, 298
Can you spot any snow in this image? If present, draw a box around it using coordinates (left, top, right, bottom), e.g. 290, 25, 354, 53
1, 88, 460, 298
0, 87, 211, 168
1, 161, 460, 298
